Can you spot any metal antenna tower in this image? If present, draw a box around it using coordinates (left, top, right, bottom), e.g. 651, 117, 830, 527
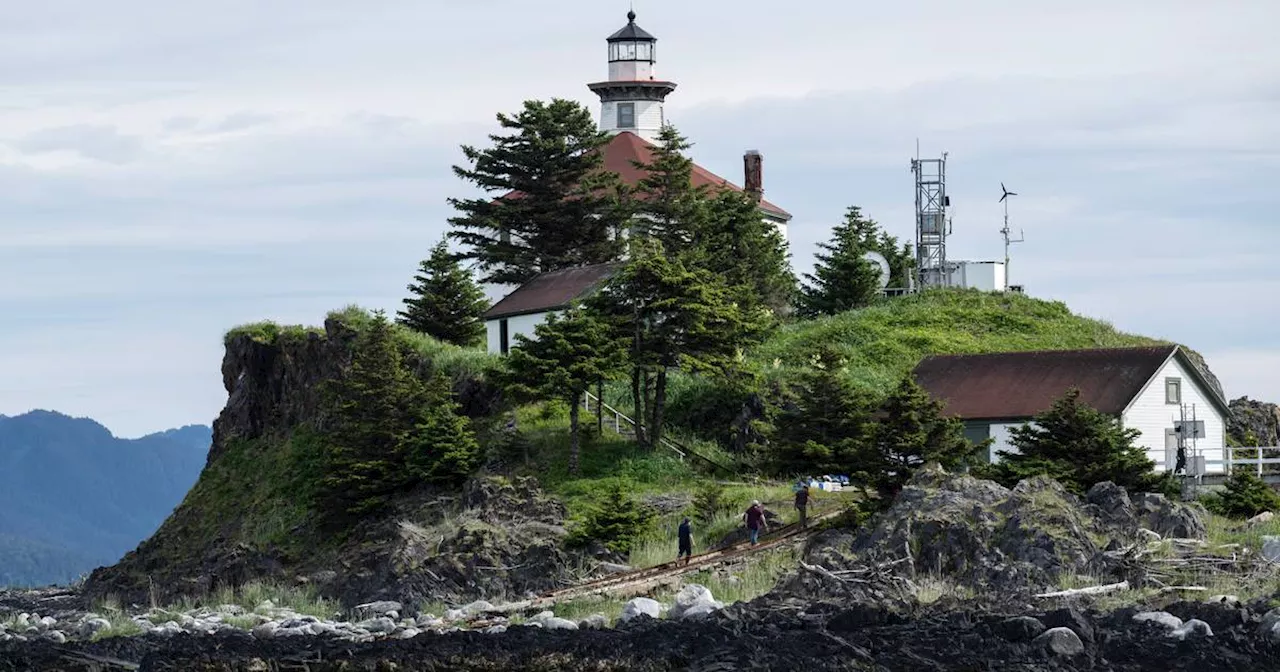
911, 144, 950, 290
999, 182, 1024, 287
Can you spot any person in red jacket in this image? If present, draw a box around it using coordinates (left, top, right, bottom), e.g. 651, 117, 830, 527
743, 500, 767, 545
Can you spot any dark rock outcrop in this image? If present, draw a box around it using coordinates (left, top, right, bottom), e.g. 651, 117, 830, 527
331, 475, 575, 607
83, 313, 521, 608
6, 597, 1280, 671
1229, 397, 1280, 448
779, 464, 1206, 604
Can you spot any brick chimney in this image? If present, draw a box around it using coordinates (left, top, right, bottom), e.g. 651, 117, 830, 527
743, 150, 762, 203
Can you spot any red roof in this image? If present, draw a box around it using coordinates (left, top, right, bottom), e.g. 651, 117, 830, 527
912, 346, 1182, 420
500, 131, 791, 220
601, 132, 791, 220
482, 262, 621, 320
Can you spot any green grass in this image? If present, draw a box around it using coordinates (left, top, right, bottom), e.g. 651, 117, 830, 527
755, 288, 1167, 396
164, 428, 328, 558
550, 546, 802, 626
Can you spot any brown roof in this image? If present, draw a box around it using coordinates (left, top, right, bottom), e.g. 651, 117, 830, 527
912, 345, 1182, 420
482, 263, 621, 320
500, 131, 791, 220
601, 132, 791, 220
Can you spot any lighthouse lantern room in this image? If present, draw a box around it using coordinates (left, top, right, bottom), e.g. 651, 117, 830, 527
588, 11, 677, 143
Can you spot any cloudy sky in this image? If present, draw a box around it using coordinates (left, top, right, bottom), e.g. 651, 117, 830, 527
1, 0, 1277, 437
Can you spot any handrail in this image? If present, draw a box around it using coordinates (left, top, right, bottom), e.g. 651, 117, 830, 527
1225, 446, 1280, 477
583, 390, 743, 476
583, 390, 685, 460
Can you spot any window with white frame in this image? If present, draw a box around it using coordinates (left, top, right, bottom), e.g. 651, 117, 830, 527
1165, 377, 1181, 405
617, 102, 635, 128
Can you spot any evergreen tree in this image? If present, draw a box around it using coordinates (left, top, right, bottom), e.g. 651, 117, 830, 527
860, 375, 983, 502
565, 481, 655, 556
800, 206, 914, 317
983, 387, 1164, 495
698, 189, 797, 315
407, 370, 482, 484
499, 308, 627, 474
588, 237, 770, 449
315, 310, 423, 525
397, 239, 489, 347
628, 123, 706, 251
1201, 471, 1280, 519
447, 98, 630, 285
766, 348, 872, 476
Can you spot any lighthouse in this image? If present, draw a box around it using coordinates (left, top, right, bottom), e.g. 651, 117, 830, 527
587, 11, 677, 143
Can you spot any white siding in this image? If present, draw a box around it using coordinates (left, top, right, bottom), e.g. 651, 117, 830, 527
1121, 354, 1227, 474
987, 422, 1033, 463
947, 261, 1006, 292
484, 311, 552, 355
608, 61, 656, 81
600, 100, 664, 142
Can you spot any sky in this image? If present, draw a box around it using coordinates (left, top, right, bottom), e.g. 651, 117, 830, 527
1, 0, 1277, 438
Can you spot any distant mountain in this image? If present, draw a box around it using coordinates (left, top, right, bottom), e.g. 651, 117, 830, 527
0, 410, 210, 588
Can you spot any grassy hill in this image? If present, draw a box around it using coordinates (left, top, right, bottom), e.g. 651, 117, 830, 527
659, 288, 1189, 445
87, 289, 1213, 613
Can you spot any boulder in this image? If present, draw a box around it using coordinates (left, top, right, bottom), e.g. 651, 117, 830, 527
1133, 611, 1183, 630
994, 616, 1046, 642
1169, 619, 1213, 641
620, 597, 664, 623
1262, 536, 1280, 563
668, 585, 724, 620
1033, 626, 1085, 656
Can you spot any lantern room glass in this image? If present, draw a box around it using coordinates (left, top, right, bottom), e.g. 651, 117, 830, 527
609, 40, 653, 62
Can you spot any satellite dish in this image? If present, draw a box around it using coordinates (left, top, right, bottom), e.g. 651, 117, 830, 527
862, 251, 891, 289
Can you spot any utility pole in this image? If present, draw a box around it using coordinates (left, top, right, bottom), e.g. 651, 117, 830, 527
999, 182, 1024, 288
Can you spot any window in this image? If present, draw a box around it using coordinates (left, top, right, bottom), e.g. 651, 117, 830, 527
617, 102, 635, 128
1165, 377, 1181, 405
499, 319, 509, 355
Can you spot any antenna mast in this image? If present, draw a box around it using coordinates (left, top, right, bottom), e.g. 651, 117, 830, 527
912, 146, 950, 291
999, 182, 1024, 287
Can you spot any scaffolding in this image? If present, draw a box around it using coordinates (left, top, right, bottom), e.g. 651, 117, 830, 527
912, 150, 950, 290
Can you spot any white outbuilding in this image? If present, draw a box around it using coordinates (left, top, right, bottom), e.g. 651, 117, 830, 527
912, 345, 1231, 475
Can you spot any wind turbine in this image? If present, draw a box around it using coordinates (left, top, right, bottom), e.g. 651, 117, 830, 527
999, 182, 1024, 289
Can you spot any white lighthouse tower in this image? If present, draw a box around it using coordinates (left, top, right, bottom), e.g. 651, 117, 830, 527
587, 11, 677, 143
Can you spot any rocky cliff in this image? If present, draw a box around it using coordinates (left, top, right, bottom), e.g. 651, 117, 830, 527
1229, 397, 1280, 447
82, 312, 572, 608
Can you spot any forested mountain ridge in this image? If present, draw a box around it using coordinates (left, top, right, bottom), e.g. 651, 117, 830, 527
0, 410, 210, 587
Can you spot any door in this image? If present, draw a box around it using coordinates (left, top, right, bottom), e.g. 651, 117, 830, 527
1164, 428, 1178, 472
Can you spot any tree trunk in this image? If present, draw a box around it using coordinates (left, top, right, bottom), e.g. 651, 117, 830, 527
652, 367, 668, 449
630, 366, 647, 445
570, 392, 581, 475
642, 370, 653, 449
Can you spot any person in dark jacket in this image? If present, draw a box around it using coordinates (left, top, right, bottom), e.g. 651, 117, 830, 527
677, 517, 693, 565
744, 500, 767, 545
795, 484, 810, 529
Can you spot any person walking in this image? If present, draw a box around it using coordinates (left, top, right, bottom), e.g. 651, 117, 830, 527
744, 500, 767, 545
677, 516, 693, 566
795, 483, 810, 529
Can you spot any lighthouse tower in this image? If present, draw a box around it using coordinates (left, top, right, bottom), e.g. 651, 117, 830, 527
587, 11, 677, 143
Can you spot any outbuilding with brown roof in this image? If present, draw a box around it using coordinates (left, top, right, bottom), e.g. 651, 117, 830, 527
911, 345, 1230, 475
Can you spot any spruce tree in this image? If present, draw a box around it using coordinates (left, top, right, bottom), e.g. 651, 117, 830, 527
407, 370, 482, 484
800, 206, 914, 317
698, 189, 797, 315
860, 375, 983, 502
447, 98, 630, 285
766, 348, 872, 476
588, 237, 770, 448
629, 123, 706, 252
316, 310, 422, 525
499, 307, 627, 474
984, 387, 1162, 495
397, 239, 489, 347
